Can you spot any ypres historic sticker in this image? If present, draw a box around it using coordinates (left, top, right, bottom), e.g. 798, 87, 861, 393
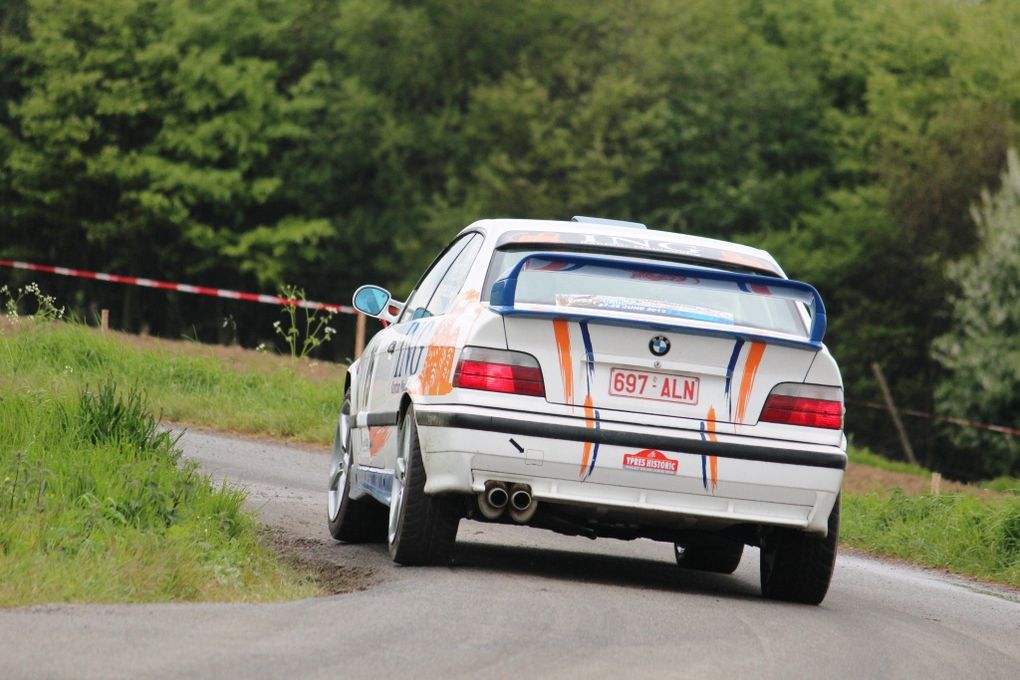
623, 449, 679, 474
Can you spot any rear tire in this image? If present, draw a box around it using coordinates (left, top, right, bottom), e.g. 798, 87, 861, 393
387, 405, 460, 565
674, 534, 744, 574
760, 496, 840, 605
327, 390, 387, 542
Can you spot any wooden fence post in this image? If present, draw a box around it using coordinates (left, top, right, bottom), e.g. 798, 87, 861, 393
871, 362, 919, 466
354, 313, 366, 359
100, 309, 109, 332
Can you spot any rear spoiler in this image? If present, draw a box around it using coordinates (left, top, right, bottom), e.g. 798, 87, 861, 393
489, 252, 827, 350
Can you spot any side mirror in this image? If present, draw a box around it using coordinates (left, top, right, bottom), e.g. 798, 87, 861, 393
353, 285, 391, 316
353, 285, 403, 323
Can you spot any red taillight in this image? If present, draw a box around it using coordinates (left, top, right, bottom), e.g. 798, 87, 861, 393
453, 347, 545, 397
759, 384, 843, 429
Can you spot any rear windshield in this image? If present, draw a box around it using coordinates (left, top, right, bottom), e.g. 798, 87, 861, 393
484, 249, 808, 337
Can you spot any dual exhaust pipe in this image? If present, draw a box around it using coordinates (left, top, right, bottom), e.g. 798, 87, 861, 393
478, 481, 537, 523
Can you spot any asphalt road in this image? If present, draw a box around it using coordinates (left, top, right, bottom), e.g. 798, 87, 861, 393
3, 429, 1019, 679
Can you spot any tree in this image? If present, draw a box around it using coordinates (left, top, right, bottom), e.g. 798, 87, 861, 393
932, 149, 1020, 480
3, 0, 324, 330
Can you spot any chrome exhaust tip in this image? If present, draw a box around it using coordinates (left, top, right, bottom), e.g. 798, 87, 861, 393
508, 483, 538, 524
478, 481, 509, 520
488, 485, 509, 509
510, 488, 531, 511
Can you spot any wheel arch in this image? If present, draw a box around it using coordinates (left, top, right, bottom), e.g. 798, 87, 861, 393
397, 392, 416, 426
344, 359, 359, 404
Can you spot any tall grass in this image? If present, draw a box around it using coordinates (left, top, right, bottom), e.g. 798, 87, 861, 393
0, 322, 343, 443
0, 381, 317, 605
842, 491, 1020, 588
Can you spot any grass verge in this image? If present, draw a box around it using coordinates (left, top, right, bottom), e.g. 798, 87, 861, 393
842, 491, 1020, 588
979, 476, 1020, 496
0, 322, 343, 444
4, 317, 1018, 592
0, 381, 318, 606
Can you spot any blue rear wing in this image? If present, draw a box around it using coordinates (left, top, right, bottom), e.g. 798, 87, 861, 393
489, 252, 827, 350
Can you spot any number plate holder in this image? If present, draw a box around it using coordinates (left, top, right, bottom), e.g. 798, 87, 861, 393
608, 367, 700, 405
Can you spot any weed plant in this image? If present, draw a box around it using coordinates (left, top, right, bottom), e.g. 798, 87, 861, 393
0, 382, 317, 605
273, 285, 338, 359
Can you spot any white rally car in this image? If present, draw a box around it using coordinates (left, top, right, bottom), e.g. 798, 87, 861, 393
329, 217, 845, 604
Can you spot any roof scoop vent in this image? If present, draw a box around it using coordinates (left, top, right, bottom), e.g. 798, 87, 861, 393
571, 216, 647, 229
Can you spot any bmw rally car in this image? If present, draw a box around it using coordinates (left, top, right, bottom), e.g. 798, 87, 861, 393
329, 217, 845, 604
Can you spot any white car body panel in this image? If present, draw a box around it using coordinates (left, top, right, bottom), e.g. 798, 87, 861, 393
344, 218, 846, 539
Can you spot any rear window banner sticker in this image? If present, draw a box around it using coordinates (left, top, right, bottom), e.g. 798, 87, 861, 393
554, 294, 735, 325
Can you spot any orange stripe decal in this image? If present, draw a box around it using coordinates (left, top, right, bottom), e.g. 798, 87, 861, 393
553, 319, 574, 405
368, 427, 390, 457
706, 406, 719, 492
735, 341, 766, 424
580, 394, 595, 476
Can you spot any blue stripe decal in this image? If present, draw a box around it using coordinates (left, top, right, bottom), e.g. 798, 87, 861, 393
579, 321, 596, 384
724, 339, 745, 421
353, 467, 394, 506
579, 321, 600, 481
698, 422, 708, 490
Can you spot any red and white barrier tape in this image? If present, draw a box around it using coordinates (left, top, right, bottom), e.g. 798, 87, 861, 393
0, 258, 356, 314
855, 401, 1020, 437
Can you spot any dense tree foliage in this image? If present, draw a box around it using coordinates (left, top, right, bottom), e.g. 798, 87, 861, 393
933, 151, 1020, 480
2, 0, 1018, 476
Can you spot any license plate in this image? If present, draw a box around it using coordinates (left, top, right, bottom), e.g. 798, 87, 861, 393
608, 367, 699, 405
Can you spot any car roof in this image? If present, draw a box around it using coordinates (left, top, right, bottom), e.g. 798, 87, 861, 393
460, 218, 785, 277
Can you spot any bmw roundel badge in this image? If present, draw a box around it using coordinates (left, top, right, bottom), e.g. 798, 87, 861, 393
649, 335, 671, 357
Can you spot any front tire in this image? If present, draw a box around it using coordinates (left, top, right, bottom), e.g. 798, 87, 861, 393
327, 390, 386, 542
760, 495, 840, 605
387, 405, 460, 565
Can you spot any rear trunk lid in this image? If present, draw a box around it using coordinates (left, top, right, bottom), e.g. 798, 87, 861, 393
490, 252, 825, 426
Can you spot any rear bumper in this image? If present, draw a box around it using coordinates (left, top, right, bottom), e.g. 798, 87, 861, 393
415, 404, 845, 535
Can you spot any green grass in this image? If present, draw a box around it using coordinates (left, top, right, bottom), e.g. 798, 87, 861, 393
844, 449, 1020, 588
847, 446, 928, 477
0, 380, 318, 606
980, 476, 1020, 496
0, 322, 344, 444
5, 320, 1018, 594
842, 491, 1020, 588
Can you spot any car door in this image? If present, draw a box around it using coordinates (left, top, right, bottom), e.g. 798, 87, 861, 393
358, 233, 480, 468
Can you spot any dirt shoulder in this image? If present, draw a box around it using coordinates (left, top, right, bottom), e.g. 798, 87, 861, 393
843, 463, 1000, 498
